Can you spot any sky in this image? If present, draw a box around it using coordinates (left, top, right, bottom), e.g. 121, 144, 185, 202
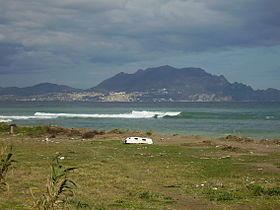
0, 0, 280, 90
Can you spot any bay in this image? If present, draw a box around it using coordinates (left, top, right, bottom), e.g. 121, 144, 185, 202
0, 102, 279, 139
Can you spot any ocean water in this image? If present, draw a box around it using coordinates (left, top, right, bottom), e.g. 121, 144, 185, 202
0, 102, 279, 139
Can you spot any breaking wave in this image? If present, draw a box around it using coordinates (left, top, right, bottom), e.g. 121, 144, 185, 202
1, 110, 278, 122
0, 115, 57, 123
0, 111, 180, 122
163, 112, 279, 120
0, 119, 13, 123
34, 111, 181, 119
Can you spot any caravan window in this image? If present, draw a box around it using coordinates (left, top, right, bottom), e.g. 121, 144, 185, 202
134, 137, 138, 140
142, 139, 146, 141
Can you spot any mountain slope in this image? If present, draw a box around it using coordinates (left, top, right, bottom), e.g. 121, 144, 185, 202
0, 83, 81, 96
90, 65, 280, 101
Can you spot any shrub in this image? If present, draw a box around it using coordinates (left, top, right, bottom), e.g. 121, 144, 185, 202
82, 132, 96, 139
82, 130, 105, 139
146, 131, 153, 136
0, 123, 10, 133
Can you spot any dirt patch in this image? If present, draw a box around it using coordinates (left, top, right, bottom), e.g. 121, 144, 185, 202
219, 135, 254, 143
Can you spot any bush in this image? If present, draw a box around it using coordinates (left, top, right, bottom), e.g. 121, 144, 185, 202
82, 132, 96, 139
146, 131, 153, 136
82, 130, 105, 139
0, 123, 10, 133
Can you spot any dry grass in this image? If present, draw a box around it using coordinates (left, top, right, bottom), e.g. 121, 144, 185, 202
0, 126, 279, 209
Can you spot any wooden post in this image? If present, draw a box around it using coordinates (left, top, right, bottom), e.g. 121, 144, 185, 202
10, 125, 14, 134
10, 124, 16, 134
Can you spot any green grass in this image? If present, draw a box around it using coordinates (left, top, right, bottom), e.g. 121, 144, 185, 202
0, 134, 279, 209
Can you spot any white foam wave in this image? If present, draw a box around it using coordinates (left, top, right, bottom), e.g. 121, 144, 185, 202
35, 111, 181, 119
0, 115, 57, 120
0, 119, 12, 123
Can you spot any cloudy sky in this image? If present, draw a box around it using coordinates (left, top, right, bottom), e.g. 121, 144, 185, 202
0, 0, 280, 89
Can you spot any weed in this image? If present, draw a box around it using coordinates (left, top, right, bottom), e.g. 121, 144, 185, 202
35, 155, 77, 209
247, 184, 264, 196
247, 185, 280, 196
0, 145, 15, 191
205, 189, 242, 201
266, 187, 280, 196
139, 191, 153, 199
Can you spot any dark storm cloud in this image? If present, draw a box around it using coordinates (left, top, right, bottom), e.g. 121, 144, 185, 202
0, 0, 279, 87
0, 43, 24, 67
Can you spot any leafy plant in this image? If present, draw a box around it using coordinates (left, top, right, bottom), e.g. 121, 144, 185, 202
0, 144, 15, 191
35, 155, 76, 209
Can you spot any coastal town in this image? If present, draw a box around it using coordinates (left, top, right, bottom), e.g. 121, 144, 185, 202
0, 90, 233, 102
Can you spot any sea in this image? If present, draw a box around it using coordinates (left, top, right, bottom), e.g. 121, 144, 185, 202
0, 102, 279, 140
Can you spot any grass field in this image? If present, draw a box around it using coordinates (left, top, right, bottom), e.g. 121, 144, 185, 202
0, 123, 280, 209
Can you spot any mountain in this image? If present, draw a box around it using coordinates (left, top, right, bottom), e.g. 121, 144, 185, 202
1, 66, 280, 102
90, 65, 280, 102
0, 83, 81, 96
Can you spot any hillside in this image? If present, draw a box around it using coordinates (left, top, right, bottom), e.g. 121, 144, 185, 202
0, 83, 81, 96
91, 65, 280, 102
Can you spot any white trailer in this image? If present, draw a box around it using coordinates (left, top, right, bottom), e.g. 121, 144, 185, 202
123, 137, 153, 144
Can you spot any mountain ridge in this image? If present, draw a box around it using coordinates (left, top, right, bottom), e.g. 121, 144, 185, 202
90, 65, 280, 102
0, 82, 81, 96
0, 66, 280, 102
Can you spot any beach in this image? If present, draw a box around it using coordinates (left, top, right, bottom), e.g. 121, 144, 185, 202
0, 123, 280, 209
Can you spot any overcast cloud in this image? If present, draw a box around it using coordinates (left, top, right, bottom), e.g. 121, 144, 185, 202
0, 0, 280, 89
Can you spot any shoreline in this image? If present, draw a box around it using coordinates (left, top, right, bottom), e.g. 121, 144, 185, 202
1, 123, 279, 153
